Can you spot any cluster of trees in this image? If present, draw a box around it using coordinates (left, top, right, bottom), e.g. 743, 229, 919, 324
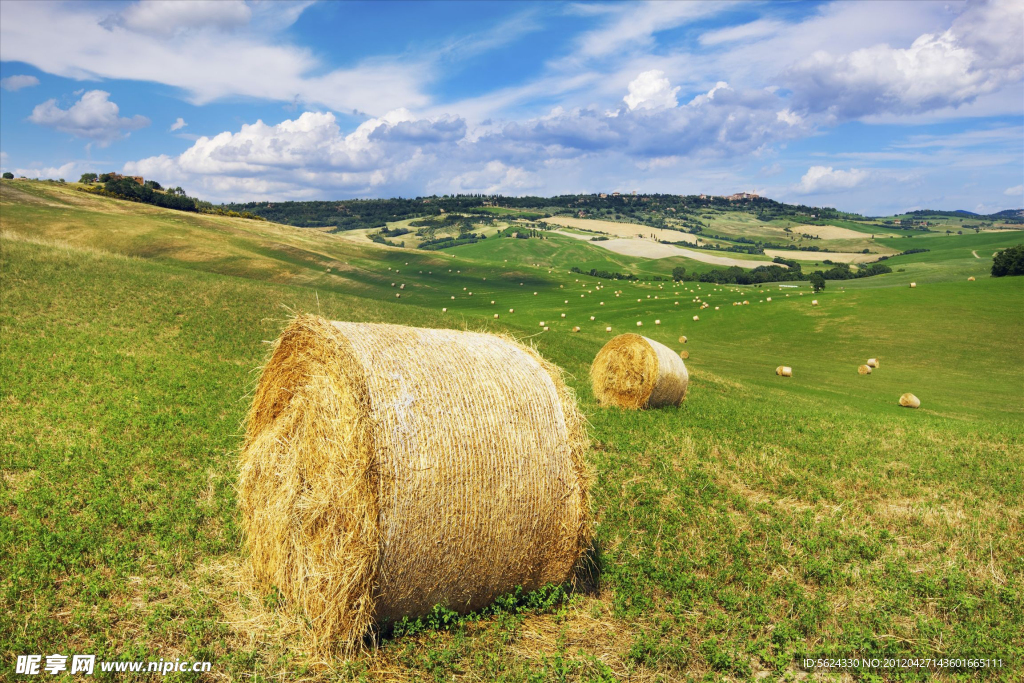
670, 255, 891, 288
818, 262, 892, 280
992, 245, 1024, 277
570, 266, 638, 281
85, 178, 200, 212
417, 233, 486, 250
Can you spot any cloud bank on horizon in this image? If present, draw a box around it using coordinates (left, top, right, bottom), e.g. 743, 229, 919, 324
0, 0, 1021, 215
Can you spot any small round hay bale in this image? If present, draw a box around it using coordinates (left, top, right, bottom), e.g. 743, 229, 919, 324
543, 326, 549, 331
539, 321, 546, 327
678, 336, 687, 344
605, 326, 612, 332
766, 297, 772, 302
636, 321, 643, 327
654, 319, 661, 325
715, 306, 720, 310
776, 366, 792, 377
442, 307, 447, 312
400, 284, 405, 290
590, 334, 689, 409
692, 315, 699, 321
396, 293, 401, 298
509, 308, 514, 313
494, 314, 499, 319
561, 313, 566, 318
572, 326, 580, 332
968, 276, 975, 281
600, 302, 604, 306
858, 364, 872, 375
590, 316, 595, 321
899, 393, 921, 408
743, 301, 749, 305
491, 301, 495, 305
239, 316, 591, 651
910, 282, 916, 288
679, 350, 689, 360
867, 358, 879, 368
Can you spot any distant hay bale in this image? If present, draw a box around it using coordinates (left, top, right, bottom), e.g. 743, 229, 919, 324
692, 315, 699, 321
561, 313, 566, 318
858, 364, 872, 375
636, 321, 643, 327
590, 334, 689, 410
776, 366, 792, 377
543, 326, 549, 331
899, 393, 921, 408
494, 314, 499, 319
968, 276, 975, 281
605, 326, 612, 332
766, 297, 772, 302
679, 350, 689, 360
509, 309, 514, 313
572, 326, 580, 332
590, 316, 595, 321
396, 293, 401, 298
678, 336, 687, 344
442, 308, 447, 312
867, 358, 879, 368
239, 316, 591, 652
812, 300, 818, 306
910, 282, 916, 288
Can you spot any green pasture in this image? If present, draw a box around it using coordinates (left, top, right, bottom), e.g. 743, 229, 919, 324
2, 179, 1022, 682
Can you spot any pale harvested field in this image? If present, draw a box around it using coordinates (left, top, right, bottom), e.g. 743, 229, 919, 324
764, 248, 880, 263
542, 216, 697, 244
788, 224, 871, 239
557, 231, 772, 267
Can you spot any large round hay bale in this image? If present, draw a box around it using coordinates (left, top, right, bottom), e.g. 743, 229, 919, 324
858, 364, 872, 375
776, 366, 792, 377
239, 316, 591, 651
590, 334, 688, 409
867, 358, 879, 368
899, 393, 921, 408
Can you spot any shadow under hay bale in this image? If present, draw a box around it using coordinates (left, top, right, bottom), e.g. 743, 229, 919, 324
238, 315, 592, 653
590, 334, 688, 410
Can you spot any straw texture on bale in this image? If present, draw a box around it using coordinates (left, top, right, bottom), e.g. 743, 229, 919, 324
590, 334, 688, 410
899, 393, 921, 408
776, 366, 792, 377
858, 364, 872, 375
238, 316, 591, 652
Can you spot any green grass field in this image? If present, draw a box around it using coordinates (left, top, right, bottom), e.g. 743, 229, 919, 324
2, 179, 1023, 682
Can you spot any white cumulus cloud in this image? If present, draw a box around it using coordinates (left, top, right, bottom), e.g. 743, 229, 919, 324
1005, 184, 1023, 196
797, 166, 870, 193
170, 117, 187, 131
623, 70, 680, 110
28, 90, 150, 146
785, 0, 1023, 118
0, 74, 39, 91
109, 0, 252, 37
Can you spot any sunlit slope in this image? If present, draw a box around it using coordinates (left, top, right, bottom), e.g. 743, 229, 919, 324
3, 180, 1023, 679
3, 178, 1021, 424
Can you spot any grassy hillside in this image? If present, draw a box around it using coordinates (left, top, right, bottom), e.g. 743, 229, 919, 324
2, 178, 1022, 682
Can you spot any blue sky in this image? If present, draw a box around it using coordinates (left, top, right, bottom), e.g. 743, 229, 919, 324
1, 0, 1021, 215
